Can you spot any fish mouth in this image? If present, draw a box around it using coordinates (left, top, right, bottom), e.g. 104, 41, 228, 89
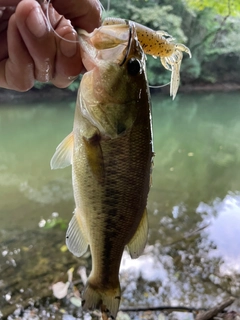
78, 21, 139, 71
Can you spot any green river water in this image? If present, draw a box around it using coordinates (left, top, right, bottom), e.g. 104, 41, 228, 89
0, 91, 240, 319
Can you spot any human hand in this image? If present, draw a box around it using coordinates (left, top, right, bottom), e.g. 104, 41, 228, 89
0, 0, 102, 91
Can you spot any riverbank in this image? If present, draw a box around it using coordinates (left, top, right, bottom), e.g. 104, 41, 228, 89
179, 82, 240, 93
0, 82, 239, 104
0, 86, 74, 104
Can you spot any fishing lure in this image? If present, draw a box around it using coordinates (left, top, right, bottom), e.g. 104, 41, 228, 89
86, 17, 192, 99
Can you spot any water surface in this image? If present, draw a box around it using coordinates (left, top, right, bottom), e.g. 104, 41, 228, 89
1, 92, 240, 318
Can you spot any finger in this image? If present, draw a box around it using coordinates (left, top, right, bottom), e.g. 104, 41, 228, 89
51, 0, 102, 32
43, 3, 83, 88
0, 14, 34, 90
50, 9, 83, 88
15, 0, 56, 82
51, 23, 82, 88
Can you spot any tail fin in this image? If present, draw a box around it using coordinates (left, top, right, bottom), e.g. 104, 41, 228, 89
82, 280, 121, 319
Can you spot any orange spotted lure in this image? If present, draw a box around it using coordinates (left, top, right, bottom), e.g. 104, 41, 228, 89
86, 17, 192, 99
103, 18, 191, 99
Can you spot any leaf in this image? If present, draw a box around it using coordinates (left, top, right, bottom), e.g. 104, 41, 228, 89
185, 0, 240, 17
70, 297, 82, 307
116, 311, 131, 320
52, 281, 70, 299
67, 267, 74, 283
60, 245, 68, 253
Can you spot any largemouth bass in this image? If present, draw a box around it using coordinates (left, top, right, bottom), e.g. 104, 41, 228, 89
51, 22, 154, 318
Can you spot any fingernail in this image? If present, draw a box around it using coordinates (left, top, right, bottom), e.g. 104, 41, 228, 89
26, 5, 47, 38
60, 32, 77, 58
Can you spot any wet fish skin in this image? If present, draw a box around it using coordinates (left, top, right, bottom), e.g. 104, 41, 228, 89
51, 23, 154, 318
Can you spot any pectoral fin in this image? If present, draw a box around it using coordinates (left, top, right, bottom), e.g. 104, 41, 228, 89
50, 132, 74, 169
127, 208, 148, 259
66, 209, 88, 257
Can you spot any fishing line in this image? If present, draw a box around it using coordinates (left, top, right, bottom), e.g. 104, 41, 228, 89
44, 0, 79, 43
119, 21, 133, 67
149, 82, 171, 89
45, 0, 105, 44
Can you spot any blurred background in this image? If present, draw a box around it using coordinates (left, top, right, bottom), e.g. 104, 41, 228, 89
0, 1, 240, 319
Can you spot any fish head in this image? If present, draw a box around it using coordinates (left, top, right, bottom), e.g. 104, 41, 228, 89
77, 22, 149, 138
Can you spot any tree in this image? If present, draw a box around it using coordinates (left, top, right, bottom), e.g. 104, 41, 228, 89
184, 0, 240, 16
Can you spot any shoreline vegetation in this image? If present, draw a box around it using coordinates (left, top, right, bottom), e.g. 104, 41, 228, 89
0, 82, 239, 104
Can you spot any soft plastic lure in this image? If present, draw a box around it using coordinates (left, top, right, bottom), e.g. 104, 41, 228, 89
89, 17, 192, 99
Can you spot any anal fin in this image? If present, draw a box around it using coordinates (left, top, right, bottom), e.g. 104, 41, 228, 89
127, 208, 148, 259
66, 208, 88, 257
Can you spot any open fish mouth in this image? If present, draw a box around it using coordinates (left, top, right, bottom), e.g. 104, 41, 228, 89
77, 21, 136, 71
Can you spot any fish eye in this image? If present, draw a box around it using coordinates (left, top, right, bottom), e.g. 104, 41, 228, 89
127, 58, 141, 76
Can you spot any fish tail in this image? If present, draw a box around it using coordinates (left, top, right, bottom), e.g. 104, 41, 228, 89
82, 279, 121, 319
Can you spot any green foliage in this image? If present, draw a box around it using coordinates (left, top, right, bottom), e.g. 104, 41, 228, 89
181, 56, 202, 81
102, 0, 240, 85
179, 0, 240, 83
184, 0, 240, 16
102, 1, 189, 86
102, 2, 187, 40
43, 217, 68, 230
146, 56, 171, 86
208, 16, 240, 55
126, 4, 187, 41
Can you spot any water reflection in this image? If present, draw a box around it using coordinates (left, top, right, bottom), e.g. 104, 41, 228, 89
198, 193, 240, 274
120, 190, 240, 309
1, 92, 240, 317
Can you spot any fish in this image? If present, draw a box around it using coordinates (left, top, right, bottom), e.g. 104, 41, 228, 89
51, 22, 154, 318
95, 18, 192, 99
